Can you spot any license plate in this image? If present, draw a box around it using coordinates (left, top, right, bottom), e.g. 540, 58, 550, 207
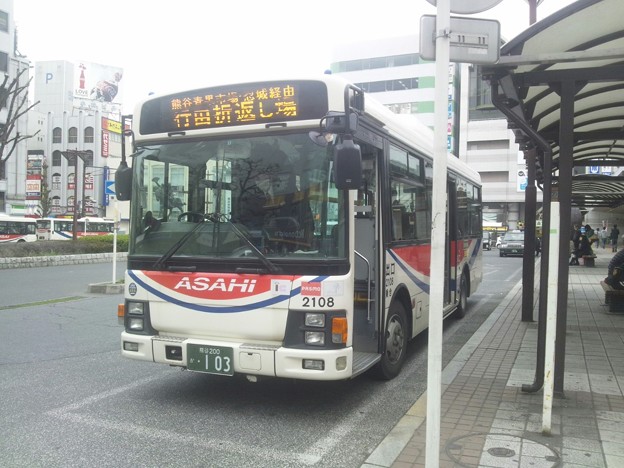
187, 344, 234, 376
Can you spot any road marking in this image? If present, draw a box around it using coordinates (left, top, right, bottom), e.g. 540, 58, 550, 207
0, 296, 84, 311
45, 372, 322, 465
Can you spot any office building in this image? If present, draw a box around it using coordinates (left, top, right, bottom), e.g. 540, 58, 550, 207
330, 34, 543, 233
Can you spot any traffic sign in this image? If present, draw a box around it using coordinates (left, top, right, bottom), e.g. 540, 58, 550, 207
105, 180, 116, 196
420, 16, 501, 64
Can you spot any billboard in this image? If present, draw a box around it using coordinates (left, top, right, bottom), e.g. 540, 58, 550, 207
73, 61, 123, 117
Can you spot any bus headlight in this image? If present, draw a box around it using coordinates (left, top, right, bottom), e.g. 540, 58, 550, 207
127, 302, 145, 315
305, 331, 325, 346
124, 301, 154, 335
128, 317, 144, 331
305, 313, 325, 327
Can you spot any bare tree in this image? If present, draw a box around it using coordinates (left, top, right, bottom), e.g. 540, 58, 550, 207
0, 67, 40, 181
38, 159, 52, 217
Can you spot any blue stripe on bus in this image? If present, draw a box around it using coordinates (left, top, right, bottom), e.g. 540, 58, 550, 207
127, 270, 328, 313
387, 249, 430, 295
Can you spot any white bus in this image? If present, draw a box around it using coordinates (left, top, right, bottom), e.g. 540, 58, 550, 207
36, 217, 115, 240
116, 76, 482, 381
0, 215, 37, 243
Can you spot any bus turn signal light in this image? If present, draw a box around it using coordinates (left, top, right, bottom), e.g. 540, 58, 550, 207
117, 304, 125, 326
332, 317, 348, 344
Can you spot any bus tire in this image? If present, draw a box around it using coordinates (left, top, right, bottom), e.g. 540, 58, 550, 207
454, 272, 468, 319
374, 301, 408, 380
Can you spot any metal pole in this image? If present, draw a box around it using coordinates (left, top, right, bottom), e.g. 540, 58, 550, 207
554, 80, 577, 395
112, 199, 118, 284
528, 0, 537, 24
73, 153, 79, 241
426, 0, 450, 466
81, 161, 87, 218
522, 148, 537, 321
543, 201, 559, 434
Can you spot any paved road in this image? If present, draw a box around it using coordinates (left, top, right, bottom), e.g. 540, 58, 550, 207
0, 253, 519, 467
0, 261, 126, 307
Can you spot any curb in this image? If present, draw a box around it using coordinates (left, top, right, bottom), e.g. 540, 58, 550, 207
87, 282, 124, 294
0, 252, 127, 269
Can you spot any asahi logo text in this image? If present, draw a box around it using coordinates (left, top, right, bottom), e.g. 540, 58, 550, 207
174, 277, 257, 293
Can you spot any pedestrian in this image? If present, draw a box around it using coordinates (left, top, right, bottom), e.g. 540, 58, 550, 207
605, 249, 624, 289
570, 225, 583, 265
611, 224, 620, 252
575, 232, 593, 261
600, 226, 608, 249
571, 224, 582, 254
585, 224, 596, 246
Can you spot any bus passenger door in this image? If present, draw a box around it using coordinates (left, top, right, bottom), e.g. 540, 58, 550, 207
445, 181, 457, 307
352, 148, 380, 357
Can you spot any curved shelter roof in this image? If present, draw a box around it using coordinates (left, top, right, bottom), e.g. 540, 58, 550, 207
481, 0, 624, 395
483, 0, 624, 208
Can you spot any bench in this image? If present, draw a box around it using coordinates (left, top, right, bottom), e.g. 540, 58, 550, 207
582, 255, 597, 267
600, 280, 624, 313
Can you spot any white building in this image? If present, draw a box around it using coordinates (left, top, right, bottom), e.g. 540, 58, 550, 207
331, 35, 542, 234
33, 60, 126, 221
0, 0, 31, 215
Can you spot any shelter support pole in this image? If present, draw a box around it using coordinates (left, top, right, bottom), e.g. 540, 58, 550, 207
522, 148, 538, 322
523, 152, 552, 393
542, 201, 560, 434
425, 1, 450, 465
554, 80, 577, 396
489, 80, 552, 393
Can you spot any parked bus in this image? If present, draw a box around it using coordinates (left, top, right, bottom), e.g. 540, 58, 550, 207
116, 76, 482, 381
0, 215, 37, 243
36, 217, 114, 240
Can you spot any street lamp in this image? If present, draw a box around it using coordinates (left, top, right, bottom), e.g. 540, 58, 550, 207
525, 0, 545, 24
60, 149, 90, 241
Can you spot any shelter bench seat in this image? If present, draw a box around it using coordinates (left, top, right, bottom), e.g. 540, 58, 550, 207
600, 280, 624, 313
582, 255, 597, 267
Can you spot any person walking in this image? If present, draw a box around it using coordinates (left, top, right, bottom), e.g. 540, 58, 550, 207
611, 224, 620, 252
600, 226, 608, 249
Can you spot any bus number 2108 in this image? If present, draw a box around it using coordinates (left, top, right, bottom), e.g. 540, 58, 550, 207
302, 297, 335, 307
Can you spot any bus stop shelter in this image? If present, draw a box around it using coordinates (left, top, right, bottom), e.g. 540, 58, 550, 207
482, 0, 624, 394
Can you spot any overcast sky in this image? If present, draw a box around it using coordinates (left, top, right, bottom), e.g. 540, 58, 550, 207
14, 0, 575, 113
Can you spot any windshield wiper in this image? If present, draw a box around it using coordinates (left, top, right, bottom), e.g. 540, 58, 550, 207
152, 213, 281, 273
152, 218, 208, 270
208, 213, 281, 274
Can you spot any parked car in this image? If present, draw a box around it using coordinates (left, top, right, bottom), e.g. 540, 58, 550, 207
499, 230, 525, 257
483, 232, 492, 250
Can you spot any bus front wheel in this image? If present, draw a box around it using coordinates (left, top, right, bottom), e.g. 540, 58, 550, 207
375, 301, 408, 380
454, 272, 468, 319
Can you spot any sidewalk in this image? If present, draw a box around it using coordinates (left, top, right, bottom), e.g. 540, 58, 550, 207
364, 246, 624, 467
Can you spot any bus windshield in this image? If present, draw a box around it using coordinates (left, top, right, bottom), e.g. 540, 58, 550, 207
129, 133, 346, 266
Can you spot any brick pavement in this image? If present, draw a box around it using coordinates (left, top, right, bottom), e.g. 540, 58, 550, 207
363, 247, 624, 467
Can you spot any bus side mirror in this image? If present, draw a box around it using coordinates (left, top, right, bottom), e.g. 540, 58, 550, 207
115, 161, 133, 201
333, 136, 362, 190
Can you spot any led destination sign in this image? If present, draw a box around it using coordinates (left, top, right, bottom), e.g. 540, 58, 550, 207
139, 80, 329, 135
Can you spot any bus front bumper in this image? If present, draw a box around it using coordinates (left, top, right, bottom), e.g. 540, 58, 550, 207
121, 332, 354, 381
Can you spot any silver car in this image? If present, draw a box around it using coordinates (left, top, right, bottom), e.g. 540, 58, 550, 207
499, 231, 524, 257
